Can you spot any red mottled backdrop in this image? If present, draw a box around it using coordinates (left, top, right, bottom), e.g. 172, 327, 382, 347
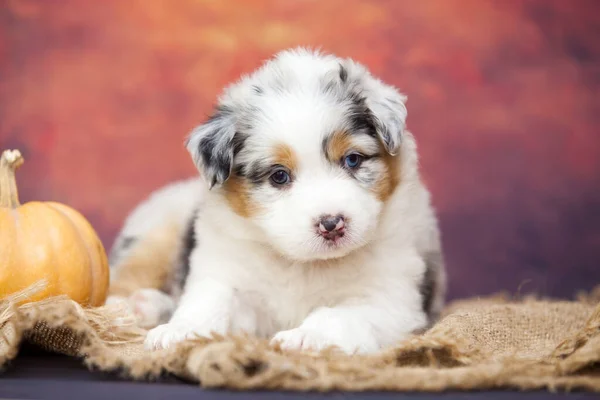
1, 0, 599, 299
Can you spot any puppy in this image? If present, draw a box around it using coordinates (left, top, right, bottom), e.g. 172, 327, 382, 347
109, 48, 446, 354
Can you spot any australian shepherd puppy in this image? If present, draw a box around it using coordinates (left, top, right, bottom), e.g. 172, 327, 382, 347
108, 48, 446, 354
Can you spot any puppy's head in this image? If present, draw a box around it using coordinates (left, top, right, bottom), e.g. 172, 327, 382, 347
186, 48, 407, 261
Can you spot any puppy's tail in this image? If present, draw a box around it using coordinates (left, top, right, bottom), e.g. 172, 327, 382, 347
108, 222, 183, 297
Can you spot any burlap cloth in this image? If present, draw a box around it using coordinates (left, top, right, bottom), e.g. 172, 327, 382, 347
1, 281, 599, 392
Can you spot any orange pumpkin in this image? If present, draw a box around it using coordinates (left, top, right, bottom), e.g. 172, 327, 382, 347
0, 149, 109, 306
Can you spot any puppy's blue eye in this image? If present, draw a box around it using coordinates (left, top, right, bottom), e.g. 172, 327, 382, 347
270, 170, 290, 185
344, 153, 363, 169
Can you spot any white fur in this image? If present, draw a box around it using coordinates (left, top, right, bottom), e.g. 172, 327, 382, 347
111, 178, 202, 244
138, 48, 445, 354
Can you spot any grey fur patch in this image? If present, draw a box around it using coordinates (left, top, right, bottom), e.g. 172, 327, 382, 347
420, 250, 444, 322
367, 96, 406, 156
168, 208, 198, 296
252, 85, 264, 95
186, 106, 237, 188
315, 62, 403, 156
108, 236, 137, 266
338, 63, 348, 83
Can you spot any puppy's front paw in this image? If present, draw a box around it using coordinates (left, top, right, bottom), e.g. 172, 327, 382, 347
144, 309, 231, 351
271, 308, 381, 354
144, 322, 203, 350
271, 327, 333, 353
271, 327, 376, 354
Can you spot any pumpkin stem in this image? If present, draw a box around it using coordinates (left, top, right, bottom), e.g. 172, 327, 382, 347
0, 149, 24, 208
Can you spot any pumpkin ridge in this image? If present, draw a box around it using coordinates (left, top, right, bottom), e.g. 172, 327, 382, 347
16, 205, 62, 302
44, 203, 96, 306
45, 202, 108, 306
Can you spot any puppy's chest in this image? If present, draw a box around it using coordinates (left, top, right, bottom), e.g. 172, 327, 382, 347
240, 262, 368, 332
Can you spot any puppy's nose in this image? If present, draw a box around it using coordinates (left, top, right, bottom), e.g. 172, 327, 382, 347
319, 215, 345, 233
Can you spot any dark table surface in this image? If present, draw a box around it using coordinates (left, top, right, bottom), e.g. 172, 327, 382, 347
0, 344, 597, 400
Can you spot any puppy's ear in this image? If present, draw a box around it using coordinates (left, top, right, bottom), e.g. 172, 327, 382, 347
365, 79, 407, 156
186, 106, 237, 189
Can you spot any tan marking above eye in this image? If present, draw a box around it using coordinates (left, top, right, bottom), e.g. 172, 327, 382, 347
272, 143, 298, 172
326, 131, 354, 162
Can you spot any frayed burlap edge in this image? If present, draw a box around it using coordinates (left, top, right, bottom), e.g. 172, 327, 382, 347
1, 282, 599, 392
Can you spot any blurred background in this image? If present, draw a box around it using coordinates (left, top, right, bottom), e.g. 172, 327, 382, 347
1, 0, 598, 300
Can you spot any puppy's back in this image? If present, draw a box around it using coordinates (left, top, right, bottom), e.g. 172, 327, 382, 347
108, 178, 203, 297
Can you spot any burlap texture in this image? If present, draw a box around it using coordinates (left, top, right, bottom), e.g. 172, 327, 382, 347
1, 283, 599, 392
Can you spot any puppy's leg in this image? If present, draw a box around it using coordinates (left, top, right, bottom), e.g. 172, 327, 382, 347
108, 224, 182, 299
273, 254, 428, 354
144, 277, 252, 350
106, 224, 183, 328
272, 301, 424, 354
108, 178, 202, 300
